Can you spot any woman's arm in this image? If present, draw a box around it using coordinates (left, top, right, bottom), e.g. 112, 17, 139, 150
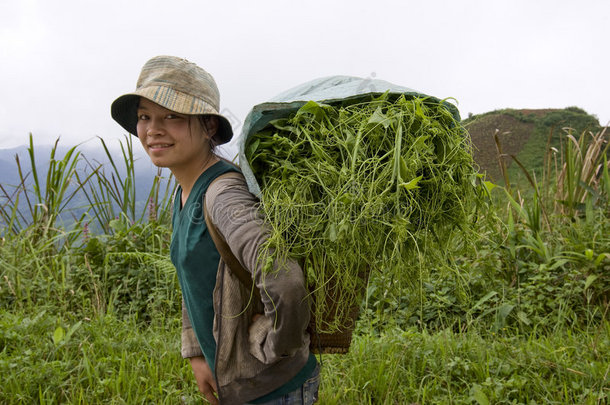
182, 300, 217, 403
189, 356, 219, 405
181, 298, 204, 358
206, 174, 310, 364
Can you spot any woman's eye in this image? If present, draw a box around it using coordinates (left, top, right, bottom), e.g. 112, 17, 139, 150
166, 114, 182, 119
137, 114, 149, 121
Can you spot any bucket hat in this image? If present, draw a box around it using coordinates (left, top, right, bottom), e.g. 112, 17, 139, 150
111, 55, 233, 145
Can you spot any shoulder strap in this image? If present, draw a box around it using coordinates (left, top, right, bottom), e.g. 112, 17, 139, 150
203, 173, 261, 301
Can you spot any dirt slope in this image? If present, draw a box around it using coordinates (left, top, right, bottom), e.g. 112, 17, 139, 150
463, 108, 599, 182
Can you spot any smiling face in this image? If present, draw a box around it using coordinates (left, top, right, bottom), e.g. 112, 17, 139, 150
136, 98, 216, 178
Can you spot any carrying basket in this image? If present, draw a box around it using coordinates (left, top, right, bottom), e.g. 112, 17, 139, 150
307, 300, 360, 354
237, 76, 458, 354
307, 268, 369, 354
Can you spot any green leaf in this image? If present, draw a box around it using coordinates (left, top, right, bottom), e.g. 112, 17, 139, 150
53, 326, 65, 345
65, 321, 82, 342
411, 135, 431, 153
367, 107, 391, 129
247, 138, 261, 158
399, 175, 423, 191
295, 101, 330, 120
470, 291, 497, 312
109, 219, 122, 232
594, 253, 609, 267
268, 119, 296, 133
399, 156, 409, 181
499, 303, 515, 318
549, 259, 568, 270
584, 274, 599, 290
472, 384, 490, 405
585, 249, 594, 261
517, 311, 531, 325
326, 223, 337, 242
496, 303, 515, 327
483, 181, 497, 193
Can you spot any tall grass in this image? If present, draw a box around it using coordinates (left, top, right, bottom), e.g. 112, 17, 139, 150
0, 136, 177, 318
555, 127, 609, 216
320, 325, 609, 404
0, 309, 198, 404
0, 134, 86, 245
0, 130, 608, 404
484, 126, 609, 330
75, 135, 175, 234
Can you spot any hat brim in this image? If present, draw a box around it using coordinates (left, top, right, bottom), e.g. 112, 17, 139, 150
111, 91, 233, 145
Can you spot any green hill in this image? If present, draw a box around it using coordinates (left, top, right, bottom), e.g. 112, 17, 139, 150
463, 107, 602, 182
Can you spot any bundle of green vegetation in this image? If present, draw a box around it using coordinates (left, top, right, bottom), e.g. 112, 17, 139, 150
244, 92, 482, 333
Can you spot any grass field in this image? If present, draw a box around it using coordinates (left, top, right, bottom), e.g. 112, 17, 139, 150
1, 130, 608, 404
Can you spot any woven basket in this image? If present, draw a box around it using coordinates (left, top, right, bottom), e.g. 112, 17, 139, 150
308, 302, 360, 354
306, 269, 369, 354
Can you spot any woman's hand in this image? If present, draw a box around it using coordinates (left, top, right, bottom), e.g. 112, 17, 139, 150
189, 356, 218, 405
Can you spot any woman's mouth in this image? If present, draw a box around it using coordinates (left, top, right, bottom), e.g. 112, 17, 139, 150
148, 143, 172, 150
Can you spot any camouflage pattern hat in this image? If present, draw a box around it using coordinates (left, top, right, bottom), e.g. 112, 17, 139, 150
111, 55, 233, 145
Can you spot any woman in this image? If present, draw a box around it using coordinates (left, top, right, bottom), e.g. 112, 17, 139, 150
111, 55, 319, 404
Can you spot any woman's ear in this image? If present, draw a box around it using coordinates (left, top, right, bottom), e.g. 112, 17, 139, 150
202, 116, 219, 140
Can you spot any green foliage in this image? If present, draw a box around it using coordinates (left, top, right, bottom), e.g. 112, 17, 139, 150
247, 95, 482, 333
0, 309, 199, 404
76, 135, 175, 234
0, 136, 179, 322
361, 127, 609, 336
320, 327, 608, 404
507, 108, 601, 180
77, 214, 178, 321
0, 134, 86, 244
1, 127, 609, 403
0, 213, 178, 323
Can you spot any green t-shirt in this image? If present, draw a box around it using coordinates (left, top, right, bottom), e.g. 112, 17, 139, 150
171, 160, 238, 372
170, 160, 316, 402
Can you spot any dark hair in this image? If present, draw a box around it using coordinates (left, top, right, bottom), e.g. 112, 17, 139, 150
198, 115, 219, 154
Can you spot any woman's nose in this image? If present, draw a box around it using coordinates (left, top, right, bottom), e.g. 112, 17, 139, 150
146, 117, 165, 136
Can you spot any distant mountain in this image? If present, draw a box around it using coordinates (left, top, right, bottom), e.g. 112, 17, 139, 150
463, 107, 602, 182
0, 146, 28, 185
1, 143, 156, 180
0, 140, 173, 227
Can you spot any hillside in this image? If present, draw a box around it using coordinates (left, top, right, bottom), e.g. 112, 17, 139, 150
463, 107, 602, 182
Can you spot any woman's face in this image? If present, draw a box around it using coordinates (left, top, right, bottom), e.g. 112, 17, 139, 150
136, 98, 214, 172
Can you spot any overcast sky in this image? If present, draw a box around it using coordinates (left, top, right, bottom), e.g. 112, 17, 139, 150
0, 0, 608, 156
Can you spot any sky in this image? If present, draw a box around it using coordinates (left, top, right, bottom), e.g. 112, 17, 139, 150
0, 0, 608, 157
